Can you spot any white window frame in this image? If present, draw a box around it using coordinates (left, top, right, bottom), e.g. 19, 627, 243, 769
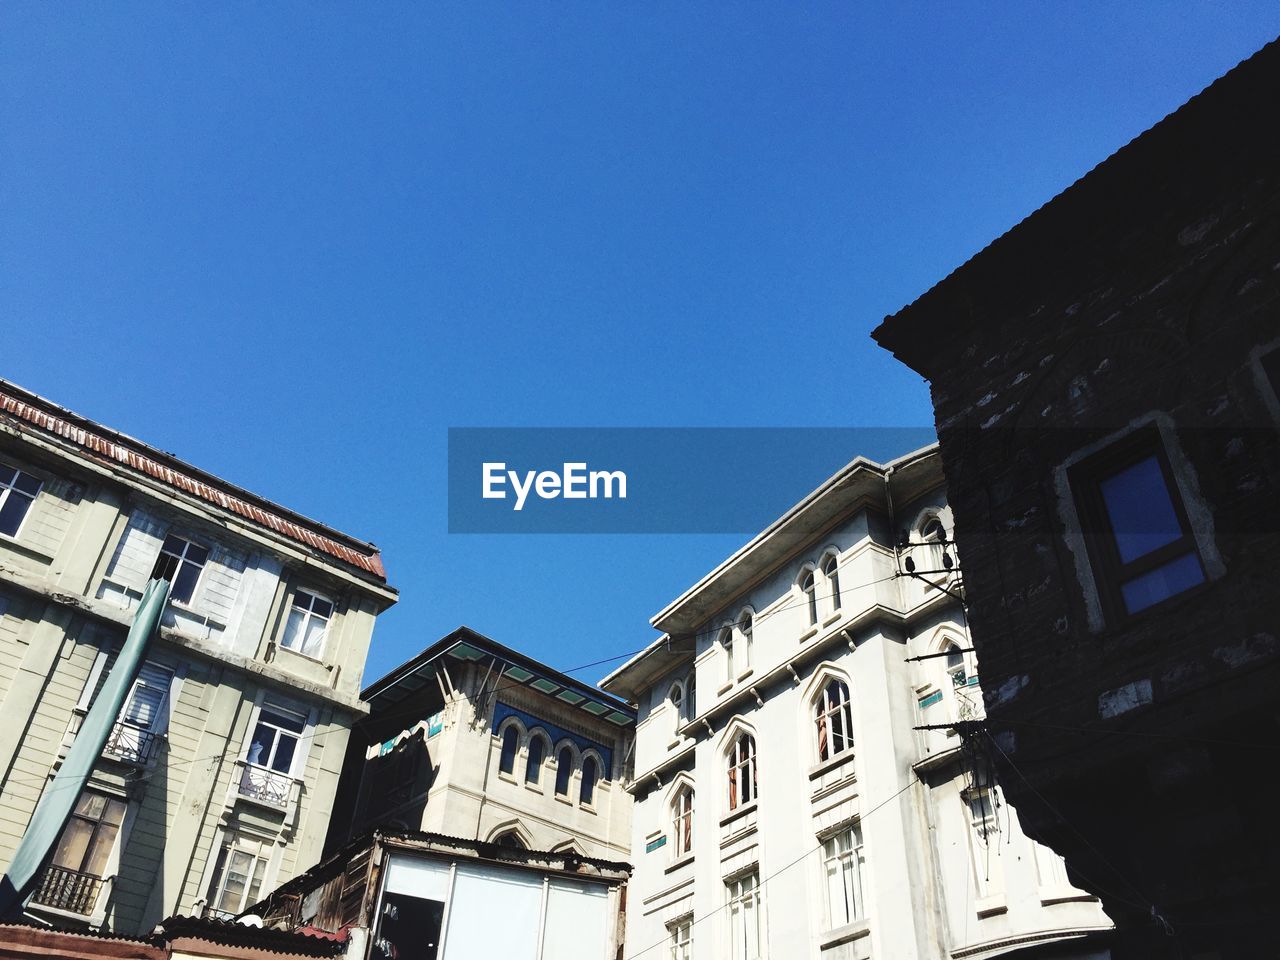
799, 568, 818, 625
247, 700, 308, 776
727, 733, 757, 810
668, 915, 692, 960
726, 870, 763, 960
205, 833, 272, 919
672, 785, 694, 858
0, 462, 41, 539
821, 824, 865, 929
279, 587, 335, 659
821, 553, 842, 612
151, 533, 210, 605
814, 678, 854, 763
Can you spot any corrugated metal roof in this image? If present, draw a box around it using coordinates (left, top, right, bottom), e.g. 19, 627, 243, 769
0, 380, 388, 583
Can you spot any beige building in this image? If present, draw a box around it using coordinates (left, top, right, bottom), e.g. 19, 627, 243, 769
0, 379, 397, 935
328, 627, 634, 862
602, 445, 1114, 960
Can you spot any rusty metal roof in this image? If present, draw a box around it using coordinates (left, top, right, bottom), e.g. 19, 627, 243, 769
0, 379, 388, 583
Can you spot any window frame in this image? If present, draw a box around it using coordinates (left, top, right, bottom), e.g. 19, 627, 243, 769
247, 700, 307, 776
799, 569, 818, 625
280, 587, 335, 659
554, 744, 575, 797
150, 533, 210, 605
1069, 427, 1206, 622
821, 554, 841, 612
206, 834, 270, 919
821, 823, 866, 930
668, 916, 692, 960
498, 723, 521, 776
580, 754, 599, 806
525, 731, 550, 786
0, 462, 41, 540
814, 678, 854, 763
725, 870, 763, 960
671, 784, 694, 858
727, 733, 757, 811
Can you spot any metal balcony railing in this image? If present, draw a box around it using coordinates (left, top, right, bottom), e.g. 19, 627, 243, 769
30, 864, 103, 915
103, 722, 159, 765
237, 764, 297, 809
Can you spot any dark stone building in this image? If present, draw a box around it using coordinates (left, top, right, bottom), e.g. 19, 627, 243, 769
873, 38, 1280, 958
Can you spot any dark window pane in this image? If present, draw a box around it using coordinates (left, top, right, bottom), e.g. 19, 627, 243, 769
1121, 551, 1205, 614
1099, 456, 1183, 564
580, 758, 597, 805
173, 562, 201, 603
160, 534, 186, 555
13, 473, 41, 496
555, 748, 573, 796
499, 728, 518, 774
0, 465, 14, 485
261, 708, 306, 733
312, 597, 333, 619
185, 543, 210, 566
0, 496, 28, 536
271, 733, 297, 773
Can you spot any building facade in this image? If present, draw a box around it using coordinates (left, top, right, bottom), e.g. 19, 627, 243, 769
602, 447, 1113, 960
0, 379, 397, 934
871, 40, 1280, 958
327, 628, 634, 862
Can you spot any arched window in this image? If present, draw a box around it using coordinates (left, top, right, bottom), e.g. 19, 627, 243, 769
800, 570, 818, 625
727, 733, 757, 810
815, 679, 854, 762
669, 682, 684, 735
944, 642, 967, 688
720, 626, 735, 682
735, 612, 753, 674
921, 516, 946, 542
685, 674, 696, 723
580, 755, 599, 806
525, 733, 548, 785
822, 554, 841, 612
494, 830, 526, 850
672, 786, 694, 857
499, 725, 519, 775
554, 746, 574, 796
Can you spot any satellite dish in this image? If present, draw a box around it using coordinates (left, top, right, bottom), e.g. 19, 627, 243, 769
237, 915, 265, 928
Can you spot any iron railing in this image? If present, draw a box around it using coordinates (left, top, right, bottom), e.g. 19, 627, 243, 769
103, 722, 159, 765
237, 765, 295, 809
30, 864, 103, 915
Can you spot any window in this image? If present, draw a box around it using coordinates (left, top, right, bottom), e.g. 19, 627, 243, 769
106, 661, 173, 763
150, 533, 209, 604
735, 613, 753, 674
494, 830, 527, 850
525, 733, 548, 785
685, 674, 696, 723
726, 871, 762, 960
281, 588, 334, 658
967, 786, 1004, 894
580, 755, 599, 806
944, 643, 966, 688
815, 679, 853, 762
0, 463, 40, 538
727, 733, 757, 810
1070, 429, 1206, 617
920, 516, 946, 543
248, 702, 306, 774
672, 786, 694, 857
554, 746, 574, 796
822, 825, 865, 929
721, 627, 736, 682
822, 554, 841, 611
499, 725, 519, 775
206, 836, 268, 918
800, 570, 818, 625
33, 790, 126, 914
669, 682, 684, 735
668, 917, 692, 960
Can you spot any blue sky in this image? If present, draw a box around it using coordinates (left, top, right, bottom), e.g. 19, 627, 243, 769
3, 4, 1277, 685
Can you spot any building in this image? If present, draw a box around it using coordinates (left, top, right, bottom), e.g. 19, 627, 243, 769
0, 379, 397, 934
326, 627, 634, 862
249, 830, 630, 960
871, 38, 1280, 958
600, 446, 1112, 960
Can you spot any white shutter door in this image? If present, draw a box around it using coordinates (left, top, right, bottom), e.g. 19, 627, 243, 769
541, 877, 610, 960
106, 509, 168, 591
442, 864, 541, 960
123, 662, 174, 728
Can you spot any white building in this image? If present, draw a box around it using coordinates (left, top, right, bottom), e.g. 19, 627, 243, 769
601, 445, 1114, 960
327, 628, 635, 863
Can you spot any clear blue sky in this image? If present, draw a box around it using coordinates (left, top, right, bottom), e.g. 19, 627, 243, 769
3, 4, 1277, 686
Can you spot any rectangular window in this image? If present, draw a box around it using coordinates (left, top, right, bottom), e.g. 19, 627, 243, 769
206, 836, 269, 918
668, 917, 692, 960
103, 661, 174, 763
280, 588, 334, 658
1070, 429, 1206, 618
248, 702, 306, 774
822, 825, 865, 929
31, 790, 127, 914
0, 463, 41, 537
726, 871, 762, 960
150, 534, 210, 604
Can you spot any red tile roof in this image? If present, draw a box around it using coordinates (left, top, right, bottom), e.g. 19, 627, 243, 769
0, 380, 388, 583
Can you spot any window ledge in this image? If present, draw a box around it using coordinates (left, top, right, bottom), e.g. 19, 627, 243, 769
822, 612, 842, 628
798, 626, 818, 643
0, 532, 55, 563
715, 681, 734, 696
497, 771, 518, 785
735, 668, 755, 683
819, 918, 870, 950
1039, 887, 1098, 906
975, 894, 1008, 918
720, 800, 757, 829
808, 750, 856, 781
524, 782, 544, 795
554, 794, 573, 806
664, 852, 695, 875
276, 644, 329, 666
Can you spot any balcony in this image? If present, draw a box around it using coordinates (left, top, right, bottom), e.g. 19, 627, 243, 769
30, 865, 103, 915
235, 762, 299, 811
103, 722, 160, 766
